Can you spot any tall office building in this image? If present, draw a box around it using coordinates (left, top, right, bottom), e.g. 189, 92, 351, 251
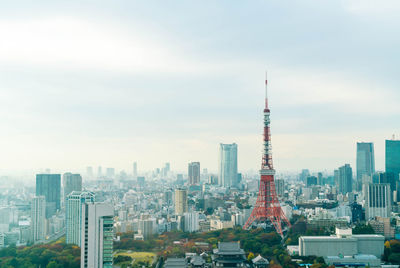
66, 191, 95, 246
97, 166, 102, 177
174, 188, 188, 215
81, 203, 113, 268
184, 212, 200, 232
133, 162, 137, 178
36, 174, 61, 218
218, 143, 238, 187
31, 196, 46, 243
386, 139, 400, 179
357, 142, 375, 189
86, 167, 93, 178
106, 168, 115, 178
365, 183, 391, 220
338, 164, 353, 195
63, 173, 82, 201
188, 162, 200, 185
275, 179, 285, 198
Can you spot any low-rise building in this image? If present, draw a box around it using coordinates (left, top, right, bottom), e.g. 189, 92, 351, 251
299, 228, 384, 258
212, 242, 246, 268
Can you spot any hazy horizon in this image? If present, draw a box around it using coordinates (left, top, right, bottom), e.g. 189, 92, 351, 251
0, 1, 399, 175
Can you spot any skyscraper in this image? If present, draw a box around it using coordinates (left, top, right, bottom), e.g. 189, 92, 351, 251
188, 162, 200, 185
218, 143, 238, 188
81, 203, 113, 268
133, 162, 137, 178
338, 164, 353, 195
386, 139, 400, 179
36, 174, 61, 218
357, 142, 375, 189
365, 183, 391, 220
63, 173, 82, 202
86, 167, 93, 178
174, 188, 188, 215
66, 191, 95, 246
30, 196, 46, 243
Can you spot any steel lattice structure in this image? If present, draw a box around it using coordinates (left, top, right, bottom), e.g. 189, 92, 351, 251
243, 75, 291, 237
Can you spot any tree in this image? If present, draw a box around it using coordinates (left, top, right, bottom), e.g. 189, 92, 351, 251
247, 252, 255, 261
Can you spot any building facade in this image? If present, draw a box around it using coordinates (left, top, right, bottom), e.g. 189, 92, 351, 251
175, 188, 188, 215
81, 203, 114, 268
66, 191, 95, 246
63, 173, 82, 202
188, 162, 200, 185
30, 196, 46, 243
386, 139, 400, 179
36, 174, 61, 218
338, 164, 352, 195
365, 183, 391, 220
218, 143, 238, 188
356, 142, 375, 190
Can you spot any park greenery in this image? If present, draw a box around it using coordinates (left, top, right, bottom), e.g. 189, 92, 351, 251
0, 238, 80, 268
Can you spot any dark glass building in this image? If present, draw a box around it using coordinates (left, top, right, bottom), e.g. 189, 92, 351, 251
338, 164, 353, 195
36, 174, 61, 218
356, 142, 375, 189
386, 140, 400, 179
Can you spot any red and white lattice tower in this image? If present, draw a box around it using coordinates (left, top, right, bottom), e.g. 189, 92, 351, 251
243, 74, 291, 237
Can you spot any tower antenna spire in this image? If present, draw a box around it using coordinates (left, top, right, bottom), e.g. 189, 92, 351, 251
244, 74, 291, 237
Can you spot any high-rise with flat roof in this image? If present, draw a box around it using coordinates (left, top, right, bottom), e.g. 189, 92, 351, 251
66, 191, 95, 246
36, 174, 61, 218
218, 143, 238, 188
174, 188, 188, 215
188, 162, 200, 185
31, 196, 46, 243
365, 183, 391, 220
63, 173, 82, 202
338, 164, 353, 195
81, 203, 113, 268
386, 139, 400, 179
357, 142, 375, 190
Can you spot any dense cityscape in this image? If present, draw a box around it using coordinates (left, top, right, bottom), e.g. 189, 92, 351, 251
1, 1, 400, 268
0, 76, 399, 268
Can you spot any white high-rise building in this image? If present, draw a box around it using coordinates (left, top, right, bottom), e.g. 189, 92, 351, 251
66, 191, 95, 246
31, 196, 46, 243
174, 188, 188, 215
218, 143, 238, 187
81, 203, 114, 268
63, 173, 82, 204
365, 183, 391, 220
184, 212, 199, 232
133, 162, 137, 178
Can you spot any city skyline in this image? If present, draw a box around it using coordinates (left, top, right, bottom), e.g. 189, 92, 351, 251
0, 1, 399, 175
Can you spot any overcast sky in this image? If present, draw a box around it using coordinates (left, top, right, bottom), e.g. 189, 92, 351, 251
0, 0, 399, 175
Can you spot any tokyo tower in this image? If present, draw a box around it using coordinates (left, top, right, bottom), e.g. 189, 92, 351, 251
243, 75, 291, 237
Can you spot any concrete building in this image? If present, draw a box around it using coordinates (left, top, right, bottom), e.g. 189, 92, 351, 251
369, 217, 395, 239
357, 142, 375, 190
81, 203, 114, 268
299, 228, 384, 258
133, 162, 137, 178
188, 162, 200, 185
30, 196, 46, 243
275, 179, 284, 198
66, 191, 95, 246
175, 188, 188, 215
365, 183, 391, 220
36, 174, 61, 218
138, 218, 155, 239
184, 212, 200, 232
63, 173, 82, 203
218, 143, 238, 188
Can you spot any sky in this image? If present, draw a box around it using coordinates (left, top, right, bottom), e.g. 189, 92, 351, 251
0, 0, 399, 175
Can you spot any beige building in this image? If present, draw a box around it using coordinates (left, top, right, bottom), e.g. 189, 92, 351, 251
175, 188, 188, 215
